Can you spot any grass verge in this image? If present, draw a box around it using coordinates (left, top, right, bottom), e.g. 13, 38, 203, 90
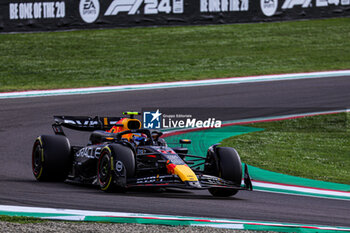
220, 113, 350, 184
0, 215, 45, 224
1, 17, 350, 92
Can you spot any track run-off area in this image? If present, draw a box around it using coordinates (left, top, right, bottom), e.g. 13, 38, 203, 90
0, 71, 350, 232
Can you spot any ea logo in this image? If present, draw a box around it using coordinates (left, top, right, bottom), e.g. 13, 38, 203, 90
79, 0, 100, 23
261, 0, 278, 17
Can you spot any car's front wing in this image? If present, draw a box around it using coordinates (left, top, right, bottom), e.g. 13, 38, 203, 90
126, 174, 251, 190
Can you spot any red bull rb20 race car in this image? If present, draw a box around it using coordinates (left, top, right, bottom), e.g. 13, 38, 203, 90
32, 112, 253, 197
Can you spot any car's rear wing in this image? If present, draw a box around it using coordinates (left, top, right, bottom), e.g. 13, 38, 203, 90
53, 116, 124, 134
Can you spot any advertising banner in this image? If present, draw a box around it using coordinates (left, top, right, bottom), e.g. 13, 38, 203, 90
0, 0, 349, 32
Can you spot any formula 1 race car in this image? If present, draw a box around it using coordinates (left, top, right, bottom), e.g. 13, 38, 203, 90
32, 112, 253, 197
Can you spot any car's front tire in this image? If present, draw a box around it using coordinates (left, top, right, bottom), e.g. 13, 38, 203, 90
206, 147, 242, 197
98, 144, 135, 192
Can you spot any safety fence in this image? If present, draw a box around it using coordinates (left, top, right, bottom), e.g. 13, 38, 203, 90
1, 0, 349, 32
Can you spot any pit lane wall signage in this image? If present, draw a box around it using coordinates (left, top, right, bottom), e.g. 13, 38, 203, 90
0, 0, 349, 32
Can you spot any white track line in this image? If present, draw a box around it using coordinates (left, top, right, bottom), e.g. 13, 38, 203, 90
1, 70, 350, 99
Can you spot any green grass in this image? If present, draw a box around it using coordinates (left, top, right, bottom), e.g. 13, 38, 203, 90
220, 113, 350, 184
1, 17, 350, 92
0, 215, 45, 224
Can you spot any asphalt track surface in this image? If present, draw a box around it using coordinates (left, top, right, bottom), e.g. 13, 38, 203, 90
0, 76, 350, 227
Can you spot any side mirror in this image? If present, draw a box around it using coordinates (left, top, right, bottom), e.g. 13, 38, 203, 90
179, 139, 191, 144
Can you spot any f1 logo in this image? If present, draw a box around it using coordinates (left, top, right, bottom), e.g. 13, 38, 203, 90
105, 0, 142, 16
143, 109, 162, 129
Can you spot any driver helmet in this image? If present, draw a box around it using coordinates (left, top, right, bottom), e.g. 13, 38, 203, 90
132, 133, 148, 146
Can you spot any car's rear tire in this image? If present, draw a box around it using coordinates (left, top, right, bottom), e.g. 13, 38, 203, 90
32, 135, 71, 181
98, 144, 135, 192
207, 147, 242, 197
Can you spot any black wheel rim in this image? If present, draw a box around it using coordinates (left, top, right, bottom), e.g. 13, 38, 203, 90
98, 153, 111, 185
32, 141, 42, 177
